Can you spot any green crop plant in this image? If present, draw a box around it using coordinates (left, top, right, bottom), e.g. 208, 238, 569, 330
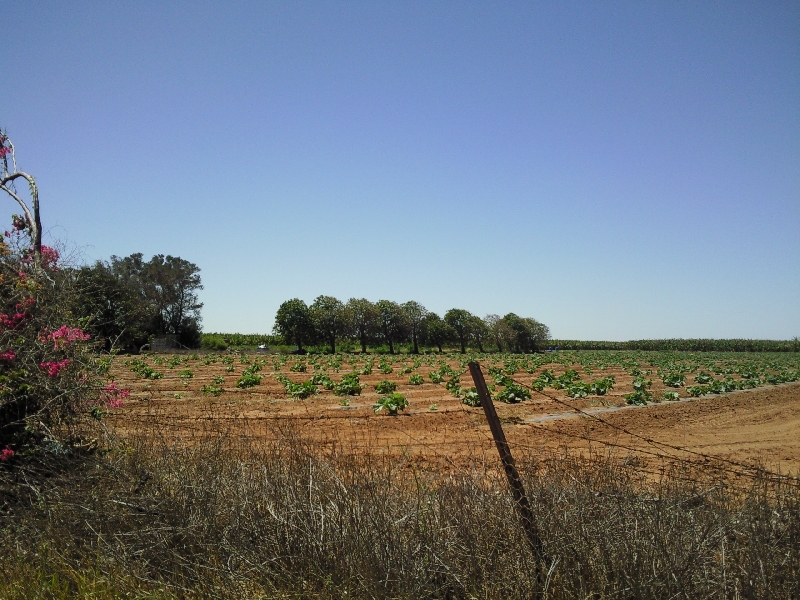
429, 372, 444, 384
225, 365, 235, 373
378, 362, 393, 375
495, 383, 531, 404
686, 385, 709, 397
374, 380, 397, 394
445, 375, 463, 398
311, 372, 335, 390
661, 372, 685, 387
179, 369, 193, 379
373, 393, 408, 416
694, 372, 714, 384
335, 373, 362, 396
461, 387, 481, 407
236, 372, 262, 388
552, 370, 580, 390
285, 380, 318, 399
566, 382, 590, 398
211, 375, 225, 385
625, 377, 652, 405
409, 373, 424, 385
589, 376, 615, 395
201, 385, 223, 397
663, 391, 680, 401
290, 362, 307, 373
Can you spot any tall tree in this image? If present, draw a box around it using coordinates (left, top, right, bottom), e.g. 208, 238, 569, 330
141, 254, 203, 347
502, 313, 550, 353
72, 253, 204, 349
346, 298, 379, 353
485, 314, 514, 352
274, 299, 315, 353
401, 301, 428, 354
444, 308, 475, 354
468, 314, 489, 353
72, 261, 151, 351
375, 300, 410, 354
310, 295, 345, 354
421, 312, 452, 353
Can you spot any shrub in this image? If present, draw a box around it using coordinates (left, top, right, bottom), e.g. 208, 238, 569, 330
0, 212, 109, 451
201, 334, 228, 351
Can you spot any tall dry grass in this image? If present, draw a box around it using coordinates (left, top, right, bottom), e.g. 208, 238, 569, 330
1, 416, 798, 599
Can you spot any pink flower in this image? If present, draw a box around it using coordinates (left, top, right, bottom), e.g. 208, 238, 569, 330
0, 447, 14, 461
41, 325, 90, 349
103, 382, 130, 408
0, 312, 29, 330
0, 350, 15, 362
40, 359, 70, 377
40, 245, 60, 269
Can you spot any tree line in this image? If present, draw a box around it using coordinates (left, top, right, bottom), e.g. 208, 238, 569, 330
273, 297, 550, 354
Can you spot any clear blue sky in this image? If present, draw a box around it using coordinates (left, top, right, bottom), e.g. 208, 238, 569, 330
3, 2, 798, 340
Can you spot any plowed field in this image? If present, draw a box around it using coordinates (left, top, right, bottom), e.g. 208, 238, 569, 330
105, 352, 800, 478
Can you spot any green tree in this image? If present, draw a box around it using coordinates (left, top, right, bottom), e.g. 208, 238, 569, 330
401, 301, 428, 354
468, 314, 490, 353
346, 298, 379, 353
141, 254, 203, 347
310, 295, 345, 354
375, 300, 410, 354
421, 312, 453, 353
72, 261, 152, 351
502, 313, 550, 353
274, 299, 315, 353
71, 253, 204, 349
444, 308, 475, 354
485, 314, 514, 352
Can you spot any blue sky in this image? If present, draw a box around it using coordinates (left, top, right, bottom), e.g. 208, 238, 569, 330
3, 2, 798, 339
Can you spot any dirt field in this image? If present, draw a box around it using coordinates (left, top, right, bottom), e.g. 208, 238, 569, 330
105, 353, 800, 479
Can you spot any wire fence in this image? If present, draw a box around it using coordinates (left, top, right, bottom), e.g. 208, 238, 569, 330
103, 358, 800, 492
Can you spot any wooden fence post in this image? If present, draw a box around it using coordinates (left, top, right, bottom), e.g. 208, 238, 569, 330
468, 361, 547, 564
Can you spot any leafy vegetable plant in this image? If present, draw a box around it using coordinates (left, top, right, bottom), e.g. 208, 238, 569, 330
373, 393, 408, 416
374, 380, 397, 394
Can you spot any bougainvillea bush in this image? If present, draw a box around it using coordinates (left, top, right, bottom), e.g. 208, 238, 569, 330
0, 225, 117, 457
0, 130, 118, 459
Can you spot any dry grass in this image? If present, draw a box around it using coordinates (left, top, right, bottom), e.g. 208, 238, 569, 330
1, 417, 798, 599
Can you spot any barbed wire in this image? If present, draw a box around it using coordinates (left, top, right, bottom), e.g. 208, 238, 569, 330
108, 359, 800, 487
